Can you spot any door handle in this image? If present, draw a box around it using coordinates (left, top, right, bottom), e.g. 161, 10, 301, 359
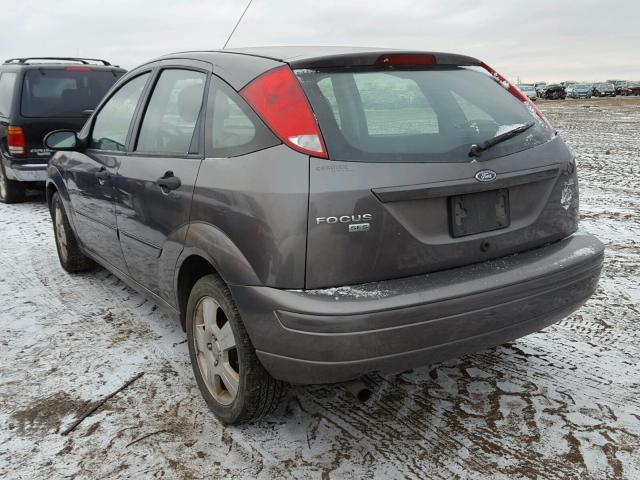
156, 171, 181, 193
96, 167, 109, 185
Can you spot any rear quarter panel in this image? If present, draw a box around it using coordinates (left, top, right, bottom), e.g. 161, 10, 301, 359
189, 144, 309, 288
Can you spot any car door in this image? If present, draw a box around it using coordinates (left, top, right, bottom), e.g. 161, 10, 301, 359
65, 71, 152, 273
113, 62, 209, 299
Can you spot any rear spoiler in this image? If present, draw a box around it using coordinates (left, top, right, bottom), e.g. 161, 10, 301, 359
287, 51, 482, 69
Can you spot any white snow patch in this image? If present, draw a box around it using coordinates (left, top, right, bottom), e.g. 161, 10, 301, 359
495, 123, 526, 136
306, 285, 392, 300
561, 178, 575, 210
567, 246, 597, 260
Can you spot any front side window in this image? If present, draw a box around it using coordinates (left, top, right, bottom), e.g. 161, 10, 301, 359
91, 73, 150, 151
136, 69, 206, 155
0, 72, 17, 117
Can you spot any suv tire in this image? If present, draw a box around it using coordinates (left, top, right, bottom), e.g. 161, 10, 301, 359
51, 192, 95, 272
186, 274, 285, 424
0, 164, 26, 204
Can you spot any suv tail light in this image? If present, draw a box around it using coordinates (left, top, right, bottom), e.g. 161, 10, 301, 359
241, 66, 328, 158
480, 62, 552, 128
7, 126, 26, 156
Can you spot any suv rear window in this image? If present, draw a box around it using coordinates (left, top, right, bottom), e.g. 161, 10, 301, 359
296, 67, 553, 162
21, 69, 123, 118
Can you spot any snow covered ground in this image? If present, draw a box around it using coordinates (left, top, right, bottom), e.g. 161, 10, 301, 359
1, 97, 639, 479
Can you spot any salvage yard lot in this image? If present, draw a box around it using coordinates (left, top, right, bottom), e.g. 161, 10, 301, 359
1, 97, 639, 479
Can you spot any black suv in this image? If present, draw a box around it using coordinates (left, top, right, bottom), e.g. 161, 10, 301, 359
0, 57, 125, 202
43, 48, 603, 424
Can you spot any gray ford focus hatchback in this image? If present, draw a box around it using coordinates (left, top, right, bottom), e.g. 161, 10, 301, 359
44, 47, 603, 424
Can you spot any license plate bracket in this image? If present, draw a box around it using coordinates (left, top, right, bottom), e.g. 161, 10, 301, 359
449, 188, 510, 238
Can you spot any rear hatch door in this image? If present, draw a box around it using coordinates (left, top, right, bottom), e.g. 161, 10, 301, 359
297, 62, 577, 288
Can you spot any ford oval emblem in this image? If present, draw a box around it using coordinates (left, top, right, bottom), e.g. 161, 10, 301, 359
475, 170, 497, 182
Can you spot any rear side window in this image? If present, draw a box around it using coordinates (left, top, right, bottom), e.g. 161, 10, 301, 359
136, 69, 207, 155
296, 67, 553, 163
206, 78, 279, 158
91, 73, 150, 151
0, 72, 17, 117
20, 69, 123, 118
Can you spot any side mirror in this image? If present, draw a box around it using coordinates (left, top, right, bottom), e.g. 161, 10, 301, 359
44, 130, 78, 151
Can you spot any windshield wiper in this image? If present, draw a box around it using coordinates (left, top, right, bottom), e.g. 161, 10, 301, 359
468, 122, 535, 158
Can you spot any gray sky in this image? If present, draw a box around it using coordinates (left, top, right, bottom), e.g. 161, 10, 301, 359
3, 0, 639, 82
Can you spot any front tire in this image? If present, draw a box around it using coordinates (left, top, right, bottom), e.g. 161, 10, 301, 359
0, 164, 26, 204
51, 192, 95, 272
186, 274, 285, 424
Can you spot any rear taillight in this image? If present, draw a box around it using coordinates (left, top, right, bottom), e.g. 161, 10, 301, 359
240, 65, 328, 158
66, 66, 92, 72
7, 126, 26, 156
480, 62, 552, 128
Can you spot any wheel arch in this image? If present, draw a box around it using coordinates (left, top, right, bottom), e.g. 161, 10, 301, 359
45, 180, 58, 210
176, 254, 217, 330
46, 166, 82, 243
46, 166, 70, 209
175, 222, 262, 330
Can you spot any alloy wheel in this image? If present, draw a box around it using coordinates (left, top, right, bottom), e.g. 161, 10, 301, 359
192, 296, 240, 406
54, 202, 69, 263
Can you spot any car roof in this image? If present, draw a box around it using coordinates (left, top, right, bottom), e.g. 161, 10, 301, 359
155, 46, 482, 89
228, 45, 414, 61
169, 45, 479, 62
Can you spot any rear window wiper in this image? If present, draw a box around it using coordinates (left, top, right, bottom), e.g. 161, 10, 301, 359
468, 122, 535, 158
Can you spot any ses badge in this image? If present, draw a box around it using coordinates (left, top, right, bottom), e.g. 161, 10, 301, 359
316, 214, 372, 233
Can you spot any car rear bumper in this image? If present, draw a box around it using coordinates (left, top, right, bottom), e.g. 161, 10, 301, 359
231, 233, 604, 384
1, 157, 48, 182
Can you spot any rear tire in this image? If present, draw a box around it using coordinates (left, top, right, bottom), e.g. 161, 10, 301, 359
51, 192, 95, 272
0, 164, 26, 204
186, 274, 285, 424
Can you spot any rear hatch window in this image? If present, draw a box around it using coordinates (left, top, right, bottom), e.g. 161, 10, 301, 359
21, 68, 123, 118
296, 66, 553, 162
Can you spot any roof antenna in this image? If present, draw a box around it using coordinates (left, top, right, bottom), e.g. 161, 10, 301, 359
222, 0, 254, 50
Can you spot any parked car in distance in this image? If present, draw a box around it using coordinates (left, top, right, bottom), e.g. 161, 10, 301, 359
614, 82, 632, 96
592, 83, 616, 97
0, 57, 125, 203
542, 83, 566, 99
568, 84, 593, 99
534, 82, 547, 95
607, 79, 627, 88
44, 47, 603, 424
628, 82, 640, 96
516, 84, 537, 100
